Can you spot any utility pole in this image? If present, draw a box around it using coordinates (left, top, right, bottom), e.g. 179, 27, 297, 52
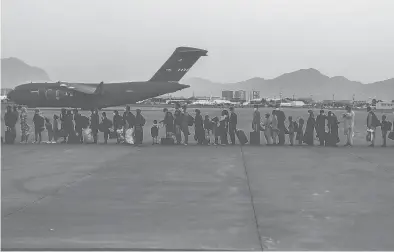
293, 94, 295, 101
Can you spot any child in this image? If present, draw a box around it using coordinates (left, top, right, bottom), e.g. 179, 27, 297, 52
45, 117, 55, 143
296, 117, 305, 145
204, 115, 212, 135
151, 120, 159, 145
32, 109, 45, 143
381, 115, 392, 147
53, 114, 60, 142
288, 116, 297, 146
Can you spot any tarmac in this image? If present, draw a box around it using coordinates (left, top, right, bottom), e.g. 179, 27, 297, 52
2, 143, 394, 250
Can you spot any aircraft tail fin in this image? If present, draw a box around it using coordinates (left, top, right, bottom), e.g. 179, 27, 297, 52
149, 47, 208, 82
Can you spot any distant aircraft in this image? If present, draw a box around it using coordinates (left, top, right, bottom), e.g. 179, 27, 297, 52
7, 47, 208, 109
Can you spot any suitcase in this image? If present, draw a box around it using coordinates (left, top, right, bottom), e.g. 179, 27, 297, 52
250, 131, 260, 145
161, 137, 175, 145
236, 129, 248, 145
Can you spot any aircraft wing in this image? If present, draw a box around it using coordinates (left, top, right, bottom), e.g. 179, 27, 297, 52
58, 82, 103, 95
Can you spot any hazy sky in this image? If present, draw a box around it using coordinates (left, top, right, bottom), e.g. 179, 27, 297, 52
2, 0, 394, 83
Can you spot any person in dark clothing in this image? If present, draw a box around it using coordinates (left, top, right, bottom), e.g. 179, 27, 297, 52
161, 108, 174, 137
32, 109, 45, 143
366, 106, 380, 147
219, 110, 229, 145
53, 114, 60, 142
381, 115, 392, 147
73, 109, 83, 143
304, 110, 316, 146
134, 109, 146, 145
113, 110, 124, 143
181, 105, 191, 145
275, 106, 286, 145
12, 106, 19, 125
315, 109, 327, 146
4, 105, 18, 143
66, 110, 75, 135
90, 109, 100, 144
228, 107, 238, 145
296, 118, 305, 145
123, 105, 135, 130
327, 111, 340, 147
194, 109, 205, 144
100, 112, 113, 144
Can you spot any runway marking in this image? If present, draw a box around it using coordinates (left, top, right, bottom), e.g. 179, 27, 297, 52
239, 145, 265, 251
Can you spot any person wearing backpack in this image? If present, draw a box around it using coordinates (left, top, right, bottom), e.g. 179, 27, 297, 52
380, 115, 392, 147
366, 106, 380, 147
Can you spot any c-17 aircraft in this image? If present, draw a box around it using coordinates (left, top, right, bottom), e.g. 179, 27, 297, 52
7, 47, 207, 110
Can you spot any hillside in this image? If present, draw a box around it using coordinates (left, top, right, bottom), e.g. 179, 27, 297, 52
1, 58, 391, 101
178, 69, 393, 101
1, 57, 50, 89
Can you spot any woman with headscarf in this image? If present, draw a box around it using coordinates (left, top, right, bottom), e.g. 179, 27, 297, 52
19, 107, 30, 143
194, 109, 205, 145
327, 111, 340, 147
303, 110, 316, 146
134, 109, 146, 145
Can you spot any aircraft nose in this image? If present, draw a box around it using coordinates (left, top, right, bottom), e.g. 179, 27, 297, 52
7, 90, 15, 100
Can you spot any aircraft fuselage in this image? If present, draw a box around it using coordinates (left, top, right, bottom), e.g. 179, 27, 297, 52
7, 81, 189, 109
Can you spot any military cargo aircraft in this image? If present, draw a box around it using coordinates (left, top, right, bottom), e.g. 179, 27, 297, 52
7, 47, 207, 109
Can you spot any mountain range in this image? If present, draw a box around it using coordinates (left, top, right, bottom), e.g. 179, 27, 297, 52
1, 57, 392, 101
177, 68, 393, 101
1, 57, 50, 89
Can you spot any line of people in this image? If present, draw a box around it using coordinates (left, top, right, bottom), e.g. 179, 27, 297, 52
3, 104, 394, 146
253, 104, 393, 147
